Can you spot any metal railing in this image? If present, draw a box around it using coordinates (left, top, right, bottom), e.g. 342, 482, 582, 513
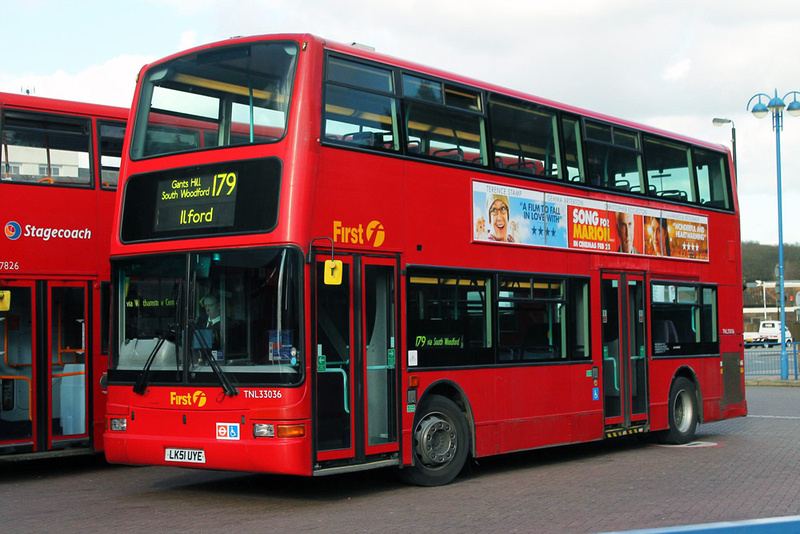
744, 342, 799, 379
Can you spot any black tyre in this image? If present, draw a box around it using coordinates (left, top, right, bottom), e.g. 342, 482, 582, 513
397, 395, 469, 486
660, 377, 698, 444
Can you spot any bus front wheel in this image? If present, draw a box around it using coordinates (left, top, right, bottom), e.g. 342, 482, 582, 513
398, 395, 469, 486
660, 377, 698, 445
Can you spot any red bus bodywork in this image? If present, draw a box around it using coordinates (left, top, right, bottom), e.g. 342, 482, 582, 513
104, 34, 746, 485
0, 92, 127, 458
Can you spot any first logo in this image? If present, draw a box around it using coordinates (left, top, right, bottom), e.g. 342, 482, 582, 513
4, 221, 21, 240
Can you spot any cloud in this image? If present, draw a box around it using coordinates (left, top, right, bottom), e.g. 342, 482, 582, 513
662, 59, 691, 82
0, 54, 151, 108
178, 31, 199, 53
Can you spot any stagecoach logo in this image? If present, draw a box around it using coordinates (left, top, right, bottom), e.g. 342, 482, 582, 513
170, 390, 207, 407
333, 219, 385, 248
4, 220, 91, 241
4, 221, 21, 240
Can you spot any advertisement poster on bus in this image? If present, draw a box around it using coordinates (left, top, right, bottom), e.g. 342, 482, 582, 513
564, 197, 613, 252
662, 211, 709, 260
472, 182, 567, 247
472, 181, 708, 261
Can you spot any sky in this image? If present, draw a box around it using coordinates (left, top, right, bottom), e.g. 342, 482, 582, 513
2, 0, 800, 245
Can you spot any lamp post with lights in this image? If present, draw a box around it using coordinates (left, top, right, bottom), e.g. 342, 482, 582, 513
747, 90, 800, 380
712, 117, 737, 177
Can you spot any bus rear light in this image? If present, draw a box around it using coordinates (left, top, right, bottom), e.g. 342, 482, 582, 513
276, 424, 305, 438
109, 418, 127, 431
253, 423, 275, 438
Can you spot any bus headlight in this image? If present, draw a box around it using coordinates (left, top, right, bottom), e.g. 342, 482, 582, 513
253, 423, 275, 438
109, 418, 127, 431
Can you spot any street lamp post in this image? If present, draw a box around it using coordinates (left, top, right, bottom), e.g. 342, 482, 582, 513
747, 90, 800, 380
712, 117, 737, 177
755, 279, 767, 319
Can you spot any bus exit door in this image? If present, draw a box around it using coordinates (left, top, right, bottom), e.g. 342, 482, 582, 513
313, 254, 399, 470
601, 273, 649, 435
0, 281, 89, 455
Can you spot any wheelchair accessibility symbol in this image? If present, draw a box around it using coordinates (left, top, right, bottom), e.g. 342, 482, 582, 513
216, 422, 240, 440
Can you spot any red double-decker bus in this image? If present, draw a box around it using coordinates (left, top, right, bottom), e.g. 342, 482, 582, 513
1, 92, 127, 458
104, 34, 746, 486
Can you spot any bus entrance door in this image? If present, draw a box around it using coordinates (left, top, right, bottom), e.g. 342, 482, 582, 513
313, 255, 399, 469
47, 283, 88, 448
0, 283, 35, 453
1, 280, 91, 456
601, 273, 648, 436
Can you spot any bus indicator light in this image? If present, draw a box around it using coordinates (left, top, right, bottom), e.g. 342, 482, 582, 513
276, 424, 305, 438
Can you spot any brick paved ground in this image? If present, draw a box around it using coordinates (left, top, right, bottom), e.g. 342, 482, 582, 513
3, 385, 800, 533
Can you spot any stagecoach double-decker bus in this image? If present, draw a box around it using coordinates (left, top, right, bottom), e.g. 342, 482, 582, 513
104, 33, 746, 486
1, 92, 127, 458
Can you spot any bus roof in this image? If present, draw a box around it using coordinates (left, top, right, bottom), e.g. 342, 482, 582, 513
0, 91, 128, 121
146, 33, 728, 156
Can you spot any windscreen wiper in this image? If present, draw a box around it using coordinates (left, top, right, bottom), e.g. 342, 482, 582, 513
192, 324, 239, 397
133, 334, 169, 395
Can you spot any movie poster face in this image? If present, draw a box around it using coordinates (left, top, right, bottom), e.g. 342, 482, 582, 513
472, 181, 708, 261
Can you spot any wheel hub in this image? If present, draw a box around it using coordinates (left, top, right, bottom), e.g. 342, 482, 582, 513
414, 413, 457, 467
674, 389, 694, 433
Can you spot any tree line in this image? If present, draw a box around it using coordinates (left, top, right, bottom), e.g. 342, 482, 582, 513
742, 241, 800, 283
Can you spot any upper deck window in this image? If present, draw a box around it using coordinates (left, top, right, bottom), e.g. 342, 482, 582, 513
328, 57, 394, 93
1, 110, 92, 187
489, 95, 560, 178
643, 138, 695, 203
402, 73, 486, 164
324, 57, 400, 152
131, 42, 299, 159
99, 120, 126, 189
693, 148, 731, 209
584, 121, 643, 193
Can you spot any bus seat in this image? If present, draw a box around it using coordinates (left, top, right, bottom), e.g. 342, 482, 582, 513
498, 348, 516, 361
432, 147, 464, 161
614, 179, 630, 191
343, 131, 378, 146
658, 190, 688, 201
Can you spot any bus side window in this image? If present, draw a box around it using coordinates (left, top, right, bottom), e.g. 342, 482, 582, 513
323, 57, 399, 153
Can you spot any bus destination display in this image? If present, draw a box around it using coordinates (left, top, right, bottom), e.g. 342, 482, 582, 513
121, 157, 281, 243
155, 171, 238, 232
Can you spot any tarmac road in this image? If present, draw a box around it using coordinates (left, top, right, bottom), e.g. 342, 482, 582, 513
2, 386, 799, 533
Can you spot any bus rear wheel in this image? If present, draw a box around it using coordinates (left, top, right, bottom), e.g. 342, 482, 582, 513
398, 395, 469, 486
660, 377, 698, 445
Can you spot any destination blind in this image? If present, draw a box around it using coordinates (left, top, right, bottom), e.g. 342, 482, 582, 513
155, 171, 238, 232
120, 158, 282, 242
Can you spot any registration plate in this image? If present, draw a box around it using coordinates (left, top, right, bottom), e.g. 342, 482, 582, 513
165, 448, 206, 464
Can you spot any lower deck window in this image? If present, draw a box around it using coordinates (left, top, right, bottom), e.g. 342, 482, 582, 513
407, 272, 492, 367
651, 282, 718, 357
407, 269, 590, 367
